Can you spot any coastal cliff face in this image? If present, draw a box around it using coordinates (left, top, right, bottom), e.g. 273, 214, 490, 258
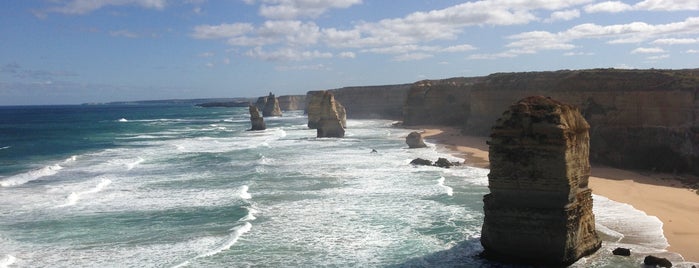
330, 84, 412, 119
402, 77, 481, 126
306, 90, 347, 129
482, 96, 601, 265
278, 95, 306, 111
401, 69, 699, 174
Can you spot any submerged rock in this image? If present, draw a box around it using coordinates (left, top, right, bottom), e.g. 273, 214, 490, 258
316, 91, 345, 138
481, 96, 601, 266
644, 255, 672, 267
409, 158, 432, 166
612, 247, 631, 256
406, 131, 427, 148
248, 104, 266, 131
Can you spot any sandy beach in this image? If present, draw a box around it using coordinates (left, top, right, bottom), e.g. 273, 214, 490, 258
416, 126, 699, 262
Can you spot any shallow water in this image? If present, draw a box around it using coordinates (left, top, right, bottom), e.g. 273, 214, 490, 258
0, 105, 690, 267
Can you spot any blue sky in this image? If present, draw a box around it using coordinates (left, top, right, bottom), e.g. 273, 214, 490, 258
1, 0, 698, 105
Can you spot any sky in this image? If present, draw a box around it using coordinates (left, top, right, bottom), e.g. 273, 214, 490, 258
1, 0, 698, 105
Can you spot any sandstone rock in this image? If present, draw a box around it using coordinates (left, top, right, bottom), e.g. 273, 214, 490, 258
248, 104, 266, 131
316, 91, 345, 138
644, 255, 672, 267
410, 158, 432, 166
481, 96, 601, 266
331, 84, 411, 119
262, 92, 283, 117
277, 95, 306, 111
406, 131, 427, 148
306, 90, 346, 129
612, 247, 631, 256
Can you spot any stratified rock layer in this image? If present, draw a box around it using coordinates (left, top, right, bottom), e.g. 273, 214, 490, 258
306, 90, 346, 129
262, 93, 283, 117
248, 104, 266, 131
481, 96, 601, 266
406, 131, 427, 148
278, 95, 306, 111
316, 91, 346, 138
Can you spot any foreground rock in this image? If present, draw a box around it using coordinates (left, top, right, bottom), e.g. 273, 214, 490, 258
316, 91, 345, 138
481, 96, 601, 265
406, 131, 427, 148
248, 105, 266, 131
644, 255, 672, 267
307, 90, 346, 129
612, 247, 631, 256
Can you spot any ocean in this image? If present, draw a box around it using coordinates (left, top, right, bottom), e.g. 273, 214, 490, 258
0, 104, 689, 267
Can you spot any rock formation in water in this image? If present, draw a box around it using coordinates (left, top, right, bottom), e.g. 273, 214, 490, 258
481, 96, 601, 265
316, 91, 346, 138
306, 90, 346, 129
406, 131, 427, 148
644, 255, 673, 268
248, 104, 266, 131
261, 92, 283, 117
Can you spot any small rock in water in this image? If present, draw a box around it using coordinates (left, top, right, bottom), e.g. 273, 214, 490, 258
643, 255, 672, 268
612, 247, 631, 256
410, 158, 432, 166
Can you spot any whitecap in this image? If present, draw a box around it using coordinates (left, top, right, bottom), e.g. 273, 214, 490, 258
126, 157, 145, 171
437, 177, 454, 196
239, 185, 252, 200
0, 146, 10, 150
56, 178, 112, 207
118, 118, 128, 122
0, 164, 63, 187
172, 222, 253, 267
240, 206, 258, 221
0, 254, 17, 268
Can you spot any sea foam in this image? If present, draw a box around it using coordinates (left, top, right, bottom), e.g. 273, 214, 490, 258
437, 177, 454, 196
0, 254, 16, 268
57, 178, 112, 207
0, 164, 63, 187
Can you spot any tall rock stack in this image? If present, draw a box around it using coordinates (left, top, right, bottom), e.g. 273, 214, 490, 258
481, 96, 601, 265
248, 104, 266, 131
306, 90, 346, 130
262, 92, 283, 117
316, 91, 346, 138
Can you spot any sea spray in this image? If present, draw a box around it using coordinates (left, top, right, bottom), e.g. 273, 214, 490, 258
0, 164, 63, 187
0, 254, 16, 268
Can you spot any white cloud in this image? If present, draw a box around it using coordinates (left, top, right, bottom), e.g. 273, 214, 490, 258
110, 29, 139, 38
249, 0, 362, 19
585, 0, 699, 13
563, 51, 594, 56
41, 0, 167, 15
646, 54, 669, 60
631, 47, 666, 54
393, 53, 433, 62
191, 23, 254, 39
198, 52, 215, 57
652, 38, 699, 45
245, 47, 333, 61
545, 9, 580, 22
338, 52, 356, 58
584, 1, 632, 13
442, 44, 477, 52
276, 64, 330, 71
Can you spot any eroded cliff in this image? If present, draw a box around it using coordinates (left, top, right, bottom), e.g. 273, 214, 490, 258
402, 69, 699, 174
327, 84, 412, 119
278, 95, 306, 111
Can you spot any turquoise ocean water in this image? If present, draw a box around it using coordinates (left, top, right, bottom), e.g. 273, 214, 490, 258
0, 104, 691, 267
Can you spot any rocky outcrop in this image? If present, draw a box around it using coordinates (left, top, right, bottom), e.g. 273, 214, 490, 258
261, 93, 283, 117
481, 96, 601, 265
644, 255, 673, 268
331, 84, 412, 119
406, 131, 427, 148
401, 69, 699, 175
409, 157, 460, 168
248, 104, 266, 131
278, 95, 306, 111
306, 90, 346, 129
316, 91, 345, 138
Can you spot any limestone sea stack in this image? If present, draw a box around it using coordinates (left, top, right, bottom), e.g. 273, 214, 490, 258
248, 104, 266, 131
307, 90, 346, 130
406, 131, 427, 148
316, 91, 345, 138
262, 92, 283, 117
481, 96, 601, 265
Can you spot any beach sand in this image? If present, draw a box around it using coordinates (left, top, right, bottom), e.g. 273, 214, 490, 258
415, 126, 699, 262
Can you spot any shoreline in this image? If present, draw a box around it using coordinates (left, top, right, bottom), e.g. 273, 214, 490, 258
412, 125, 699, 263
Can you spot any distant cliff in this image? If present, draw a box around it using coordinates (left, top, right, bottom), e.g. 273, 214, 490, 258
402, 69, 699, 174
278, 95, 306, 111
326, 84, 412, 119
